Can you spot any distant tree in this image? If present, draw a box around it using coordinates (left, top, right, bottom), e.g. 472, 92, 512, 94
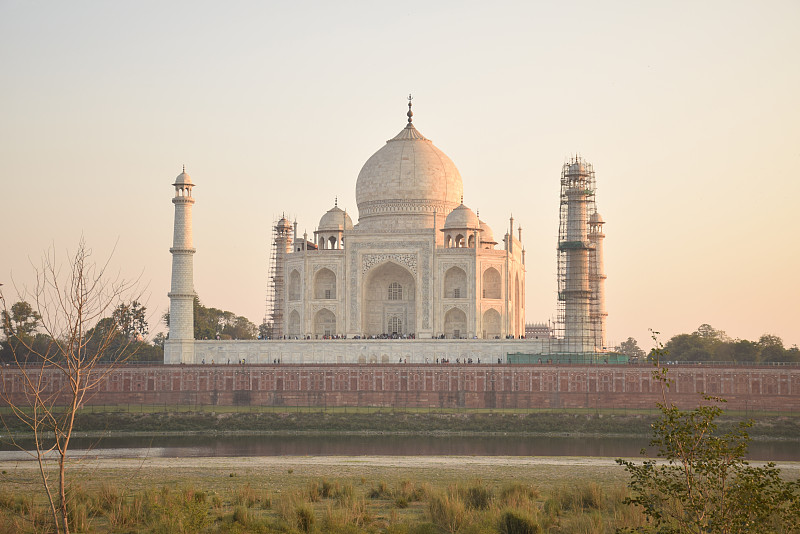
1, 300, 46, 362
258, 320, 273, 340
152, 331, 166, 348
758, 334, 787, 362
1, 300, 42, 337
693, 323, 729, 342
617, 337, 645, 360
664, 333, 713, 361
222, 315, 257, 340
163, 296, 257, 340
111, 300, 148, 340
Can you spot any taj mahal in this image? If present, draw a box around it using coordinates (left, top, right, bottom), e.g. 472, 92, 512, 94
164, 98, 607, 365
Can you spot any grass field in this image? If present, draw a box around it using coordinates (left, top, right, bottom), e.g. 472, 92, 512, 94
2, 456, 798, 533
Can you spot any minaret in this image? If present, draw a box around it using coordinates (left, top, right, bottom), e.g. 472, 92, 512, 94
271, 215, 293, 338
557, 157, 594, 353
588, 211, 607, 349
164, 167, 196, 364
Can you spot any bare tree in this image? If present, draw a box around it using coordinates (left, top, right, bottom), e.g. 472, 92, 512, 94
0, 239, 142, 534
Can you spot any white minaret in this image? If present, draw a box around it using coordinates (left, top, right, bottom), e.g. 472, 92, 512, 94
164, 167, 196, 364
588, 211, 607, 349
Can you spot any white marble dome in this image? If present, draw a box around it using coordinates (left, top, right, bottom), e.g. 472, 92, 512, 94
319, 204, 353, 231
355, 121, 463, 229
443, 202, 480, 230
479, 219, 496, 246
173, 168, 193, 186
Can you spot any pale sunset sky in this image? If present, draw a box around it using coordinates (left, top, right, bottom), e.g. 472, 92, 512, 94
1, 1, 798, 348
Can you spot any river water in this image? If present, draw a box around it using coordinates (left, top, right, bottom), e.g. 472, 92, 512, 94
2, 435, 798, 461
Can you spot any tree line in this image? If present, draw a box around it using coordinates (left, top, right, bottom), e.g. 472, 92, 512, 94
1, 299, 162, 363
617, 323, 800, 363
3, 296, 263, 364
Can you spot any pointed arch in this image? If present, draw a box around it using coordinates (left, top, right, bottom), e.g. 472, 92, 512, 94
482, 267, 501, 299
288, 270, 302, 301
443, 266, 467, 299
313, 268, 336, 299
362, 261, 416, 336
314, 308, 336, 337
444, 307, 467, 339
288, 310, 301, 336
482, 308, 501, 339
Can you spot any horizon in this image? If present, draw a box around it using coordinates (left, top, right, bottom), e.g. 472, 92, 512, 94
1, 1, 798, 349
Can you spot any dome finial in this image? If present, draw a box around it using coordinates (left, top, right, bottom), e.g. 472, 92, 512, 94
335, 196, 338, 207
182, 164, 185, 173
407, 93, 413, 124
460, 194, 464, 204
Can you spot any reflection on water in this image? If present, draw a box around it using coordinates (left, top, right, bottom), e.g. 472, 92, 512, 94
2, 435, 798, 461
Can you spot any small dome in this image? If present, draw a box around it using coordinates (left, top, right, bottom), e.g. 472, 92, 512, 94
319, 204, 353, 231
479, 219, 496, 245
590, 211, 604, 224
276, 216, 292, 230
443, 203, 480, 230
173, 167, 193, 186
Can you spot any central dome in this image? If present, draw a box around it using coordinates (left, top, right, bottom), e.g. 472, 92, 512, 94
355, 119, 463, 230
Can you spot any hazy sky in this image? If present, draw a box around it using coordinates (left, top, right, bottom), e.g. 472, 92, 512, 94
2, 1, 798, 349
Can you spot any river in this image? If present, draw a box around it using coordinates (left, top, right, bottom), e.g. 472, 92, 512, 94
1, 434, 798, 461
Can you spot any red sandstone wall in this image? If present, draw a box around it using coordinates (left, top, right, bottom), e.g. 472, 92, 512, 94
2, 364, 799, 411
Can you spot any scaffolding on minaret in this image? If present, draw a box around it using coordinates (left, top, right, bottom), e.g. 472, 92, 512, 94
554, 155, 607, 354
262, 220, 279, 339
263, 215, 293, 339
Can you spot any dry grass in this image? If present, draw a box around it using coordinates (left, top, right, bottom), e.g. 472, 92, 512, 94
0, 456, 796, 533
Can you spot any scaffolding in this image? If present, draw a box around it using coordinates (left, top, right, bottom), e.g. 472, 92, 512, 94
264, 215, 293, 339
555, 156, 606, 354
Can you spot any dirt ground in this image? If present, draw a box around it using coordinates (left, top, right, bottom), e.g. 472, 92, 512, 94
2, 455, 798, 495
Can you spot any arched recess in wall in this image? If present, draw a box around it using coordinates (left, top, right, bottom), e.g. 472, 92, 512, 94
483, 308, 501, 339
482, 267, 501, 299
313, 268, 336, 299
314, 308, 336, 337
289, 270, 302, 301
362, 261, 416, 336
443, 266, 467, 299
443, 308, 467, 339
288, 310, 301, 336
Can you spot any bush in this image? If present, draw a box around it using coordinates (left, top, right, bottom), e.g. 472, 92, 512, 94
618, 346, 800, 533
232, 505, 248, 524
498, 483, 539, 508
459, 483, 492, 510
499, 509, 542, 534
295, 502, 316, 533
429, 493, 470, 534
